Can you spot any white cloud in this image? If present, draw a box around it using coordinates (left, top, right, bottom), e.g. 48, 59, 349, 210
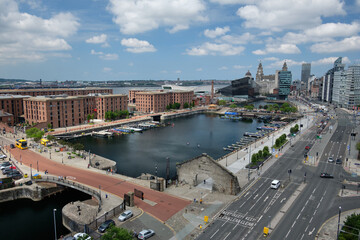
204, 26, 230, 38
100, 53, 118, 60
107, 0, 207, 34
263, 57, 279, 61
311, 57, 350, 66
310, 36, 360, 53
253, 43, 301, 55
103, 67, 112, 72
267, 59, 303, 69
283, 22, 360, 44
175, 70, 182, 74
0, 0, 79, 63
236, 0, 345, 32
219, 66, 228, 70
121, 38, 156, 53
90, 49, 103, 55
196, 68, 203, 71
186, 42, 245, 56
210, 0, 256, 4
357, 0, 360, 5
217, 32, 255, 45
86, 34, 107, 44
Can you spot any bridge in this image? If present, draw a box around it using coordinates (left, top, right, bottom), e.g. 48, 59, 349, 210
33, 175, 103, 211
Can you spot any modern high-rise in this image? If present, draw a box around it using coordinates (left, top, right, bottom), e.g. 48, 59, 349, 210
321, 57, 345, 103
344, 65, 360, 110
332, 70, 347, 107
278, 62, 292, 100
301, 63, 311, 92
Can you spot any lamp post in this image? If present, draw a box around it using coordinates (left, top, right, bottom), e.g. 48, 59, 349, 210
337, 206, 342, 239
30, 164, 32, 179
248, 145, 251, 181
99, 185, 102, 201
37, 160, 39, 172
53, 208, 57, 240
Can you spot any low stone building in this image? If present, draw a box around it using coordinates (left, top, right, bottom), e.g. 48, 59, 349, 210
176, 153, 240, 195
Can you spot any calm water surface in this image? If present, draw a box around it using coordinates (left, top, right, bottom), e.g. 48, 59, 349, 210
73, 114, 264, 178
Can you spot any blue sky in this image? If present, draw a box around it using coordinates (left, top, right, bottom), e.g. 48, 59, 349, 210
0, 0, 359, 81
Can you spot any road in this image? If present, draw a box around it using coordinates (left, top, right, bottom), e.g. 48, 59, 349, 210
3, 143, 190, 222
197, 107, 360, 240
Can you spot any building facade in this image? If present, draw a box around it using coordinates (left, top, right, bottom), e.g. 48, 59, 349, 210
332, 70, 347, 106
23, 94, 127, 128
134, 90, 194, 113
301, 63, 311, 91
0, 95, 31, 124
278, 62, 292, 100
0, 88, 112, 97
344, 65, 360, 110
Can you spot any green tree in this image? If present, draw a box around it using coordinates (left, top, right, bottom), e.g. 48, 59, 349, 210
183, 102, 189, 108
263, 146, 269, 153
173, 102, 181, 109
258, 150, 263, 159
46, 135, 56, 141
339, 213, 360, 240
244, 105, 254, 111
25, 127, 44, 142
101, 226, 133, 240
166, 104, 171, 110
73, 143, 84, 152
47, 123, 52, 129
275, 138, 280, 147
218, 100, 226, 106
357, 142, 360, 151
229, 104, 237, 108
77, 234, 92, 240
251, 154, 258, 164
87, 114, 91, 122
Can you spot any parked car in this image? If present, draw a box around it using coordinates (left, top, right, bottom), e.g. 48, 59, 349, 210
1, 165, 13, 170
0, 154, 7, 159
118, 210, 133, 222
98, 219, 115, 233
138, 229, 155, 239
336, 158, 342, 164
328, 157, 334, 163
24, 180, 33, 185
305, 146, 310, 150
320, 173, 334, 178
74, 233, 91, 240
10, 144, 15, 149
63, 236, 76, 240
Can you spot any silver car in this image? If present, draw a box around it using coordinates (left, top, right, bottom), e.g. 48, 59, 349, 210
118, 210, 133, 222
328, 157, 334, 163
138, 229, 155, 239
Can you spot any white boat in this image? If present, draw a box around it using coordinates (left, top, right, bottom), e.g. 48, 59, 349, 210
92, 130, 113, 138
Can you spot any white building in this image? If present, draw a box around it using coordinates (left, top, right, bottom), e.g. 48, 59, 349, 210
344, 65, 360, 110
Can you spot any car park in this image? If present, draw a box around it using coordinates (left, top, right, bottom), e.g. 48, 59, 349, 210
98, 219, 115, 233
118, 210, 133, 222
328, 157, 334, 163
138, 229, 155, 239
336, 158, 342, 164
320, 173, 334, 178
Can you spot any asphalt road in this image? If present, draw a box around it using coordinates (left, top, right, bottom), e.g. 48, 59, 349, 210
197, 108, 360, 240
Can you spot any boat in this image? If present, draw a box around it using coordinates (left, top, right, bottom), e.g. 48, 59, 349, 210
92, 130, 113, 138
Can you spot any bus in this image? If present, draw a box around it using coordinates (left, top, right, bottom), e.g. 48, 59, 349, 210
15, 138, 28, 150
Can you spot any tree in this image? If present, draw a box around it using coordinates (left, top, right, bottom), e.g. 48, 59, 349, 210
244, 105, 254, 111
47, 123, 52, 129
251, 154, 258, 164
275, 139, 280, 147
77, 234, 92, 240
339, 213, 360, 240
46, 135, 56, 141
173, 102, 181, 109
258, 150, 263, 159
166, 104, 171, 110
183, 102, 189, 109
263, 146, 269, 153
25, 127, 44, 142
218, 100, 226, 106
101, 226, 133, 240
73, 143, 84, 152
229, 104, 237, 108
356, 142, 360, 151
87, 114, 91, 122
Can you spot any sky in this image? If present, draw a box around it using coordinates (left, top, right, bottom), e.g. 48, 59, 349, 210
0, 0, 359, 82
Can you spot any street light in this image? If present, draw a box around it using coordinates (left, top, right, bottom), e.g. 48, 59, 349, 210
53, 209, 57, 240
30, 164, 32, 179
337, 206, 342, 240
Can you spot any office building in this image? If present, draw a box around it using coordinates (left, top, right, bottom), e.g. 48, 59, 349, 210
344, 65, 360, 110
278, 62, 292, 100
301, 63, 311, 91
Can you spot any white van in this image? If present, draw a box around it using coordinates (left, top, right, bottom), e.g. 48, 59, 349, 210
271, 180, 280, 189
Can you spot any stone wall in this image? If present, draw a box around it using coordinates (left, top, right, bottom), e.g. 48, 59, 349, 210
177, 153, 240, 195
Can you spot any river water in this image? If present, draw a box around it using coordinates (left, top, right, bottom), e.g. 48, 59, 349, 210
72, 113, 265, 179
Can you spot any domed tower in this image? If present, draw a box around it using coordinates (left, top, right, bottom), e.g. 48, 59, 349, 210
256, 62, 264, 81
245, 70, 252, 78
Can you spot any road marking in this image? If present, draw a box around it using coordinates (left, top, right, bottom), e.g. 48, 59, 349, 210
296, 213, 301, 220
244, 192, 250, 198
239, 202, 246, 208
210, 229, 219, 239
223, 232, 231, 240
264, 196, 269, 202
300, 233, 305, 240
280, 197, 286, 203
305, 225, 309, 232
317, 202, 320, 209
308, 227, 315, 235
285, 228, 292, 238
221, 219, 228, 227
309, 216, 313, 223
291, 220, 296, 229
257, 215, 263, 223
301, 206, 305, 212
253, 194, 258, 200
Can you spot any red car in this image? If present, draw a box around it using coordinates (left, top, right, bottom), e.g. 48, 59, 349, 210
305, 146, 310, 150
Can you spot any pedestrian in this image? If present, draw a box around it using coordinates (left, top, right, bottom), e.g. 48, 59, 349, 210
107, 169, 109, 174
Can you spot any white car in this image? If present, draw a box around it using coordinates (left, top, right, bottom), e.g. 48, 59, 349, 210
74, 233, 92, 240
138, 229, 155, 239
0, 154, 7, 159
118, 210, 133, 222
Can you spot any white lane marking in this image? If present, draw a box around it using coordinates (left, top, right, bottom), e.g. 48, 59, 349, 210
308, 228, 315, 235
210, 229, 219, 239
253, 194, 259, 200
223, 232, 231, 240
221, 219, 228, 227
291, 221, 296, 229
309, 216, 313, 223
257, 215, 263, 223
305, 225, 309, 232
264, 196, 269, 202
280, 198, 286, 203
296, 213, 301, 220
